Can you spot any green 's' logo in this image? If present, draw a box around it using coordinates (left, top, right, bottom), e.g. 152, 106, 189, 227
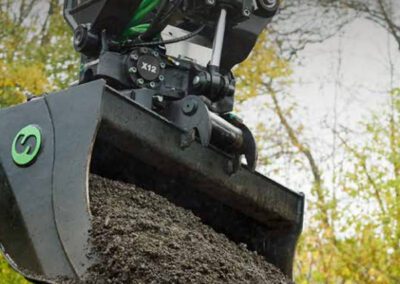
12, 125, 42, 167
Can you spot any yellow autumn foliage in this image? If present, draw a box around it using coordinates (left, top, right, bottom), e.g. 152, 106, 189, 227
234, 32, 292, 102
0, 257, 29, 284
0, 60, 49, 106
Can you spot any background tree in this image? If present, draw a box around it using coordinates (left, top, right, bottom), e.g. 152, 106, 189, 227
0, 0, 77, 108
336, 88, 400, 282
234, 0, 400, 282
270, 0, 399, 58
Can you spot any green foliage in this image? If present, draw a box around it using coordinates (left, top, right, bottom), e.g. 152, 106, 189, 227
0, 255, 28, 284
0, 2, 78, 108
295, 89, 400, 283
338, 88, 400, 282
234, 32, 292, 103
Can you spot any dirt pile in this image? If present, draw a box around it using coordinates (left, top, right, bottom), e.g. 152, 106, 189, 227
74, 175, 291, 283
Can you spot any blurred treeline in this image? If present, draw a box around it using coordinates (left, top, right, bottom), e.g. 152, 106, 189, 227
1, 0, 399, 283
0, 0, 77, 108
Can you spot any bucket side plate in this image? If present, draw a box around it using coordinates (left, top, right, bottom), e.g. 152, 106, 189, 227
0, 98, 75, 278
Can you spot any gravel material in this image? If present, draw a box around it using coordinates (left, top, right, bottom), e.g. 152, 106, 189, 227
68, 175, 292, 284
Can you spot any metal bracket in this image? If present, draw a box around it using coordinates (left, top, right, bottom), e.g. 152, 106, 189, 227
163, 96, 213, 147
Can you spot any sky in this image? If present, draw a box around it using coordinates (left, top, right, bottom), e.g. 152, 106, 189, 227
241, 17, 400, 197
293, 18, 400, 134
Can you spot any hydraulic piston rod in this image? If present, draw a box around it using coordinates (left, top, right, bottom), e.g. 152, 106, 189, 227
210, 8, 227, 68
210, 112, 244, 152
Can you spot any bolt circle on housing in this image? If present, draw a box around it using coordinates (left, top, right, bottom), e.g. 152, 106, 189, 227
127, 48, 166, 89
137, 55, 161, 81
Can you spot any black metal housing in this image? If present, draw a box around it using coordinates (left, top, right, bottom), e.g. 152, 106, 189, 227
64, 0, 141, 34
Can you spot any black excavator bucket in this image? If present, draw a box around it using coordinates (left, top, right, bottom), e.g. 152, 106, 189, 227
0, 80, 304, 282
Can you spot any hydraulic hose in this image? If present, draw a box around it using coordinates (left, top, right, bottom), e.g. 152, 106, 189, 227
122, 0, 161, 39
127, 0, 161, 29
139, 0, 169, 41
123, 23, 151, 38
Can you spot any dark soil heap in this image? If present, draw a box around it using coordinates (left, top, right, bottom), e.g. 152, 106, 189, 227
80, 175, 291, 284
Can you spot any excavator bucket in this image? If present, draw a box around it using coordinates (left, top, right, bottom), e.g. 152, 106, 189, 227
0, 80, 304, 282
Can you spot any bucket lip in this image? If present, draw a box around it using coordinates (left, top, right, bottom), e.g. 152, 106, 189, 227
98, 83, 305, 227
105, 84, 304, 198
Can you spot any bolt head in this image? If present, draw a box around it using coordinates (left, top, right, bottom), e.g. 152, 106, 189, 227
140, 47, 149, 54
154, 95, 163, 103
182, 99, 198, 116
193, 76, 201, 86
129, 67, 137, 74
243, 9, 251, 16
130, 53, 139, 60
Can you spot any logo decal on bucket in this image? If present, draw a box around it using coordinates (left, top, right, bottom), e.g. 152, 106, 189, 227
12, 125, 42, 166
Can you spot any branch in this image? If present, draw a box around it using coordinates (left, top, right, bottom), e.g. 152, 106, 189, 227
263, 81, 333, 231
376, 0, 400, 51
337, 134, 387, 216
